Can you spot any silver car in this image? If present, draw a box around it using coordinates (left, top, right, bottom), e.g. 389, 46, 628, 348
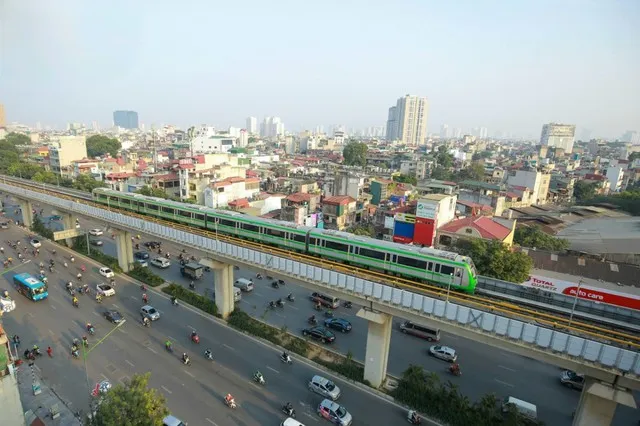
309, 375, 341, 400
428, 345, 457, 362
317, 399, 352, 426
140, 305, 160, 321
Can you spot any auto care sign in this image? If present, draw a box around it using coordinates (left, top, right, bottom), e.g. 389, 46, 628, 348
521, 275, 640, 311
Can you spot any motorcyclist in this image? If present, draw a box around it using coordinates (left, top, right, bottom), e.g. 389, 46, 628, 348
143, 317, 150, 327
204, 348, 213, 359
96, 293, 103, 303
77, 272, 82, 281
450, 363, 460, 375
191, 330, 198, 340
276, 297, 283, 306
287, 293, 294, 301
308, 315, 317, 324
225, 393, 234, 405
142, 293, 148, 304
254, 370, 263, 382
165, 340, 172, 350
33, 344, 40, 355
171, 296, 177, 305
182, 353, 190, 364
284, 402, 294, 414
87, 323, 94, 334
282, 351, 290, 362
408, 410, 420, 424
72, 296, 79, 306
82, 336, 89, 346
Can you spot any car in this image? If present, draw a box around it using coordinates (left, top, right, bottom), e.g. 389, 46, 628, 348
90, 239, 103, 247
150, 257, 171, 268
324, 318, 352, 333
103, 310, 124, 324
162, 415, 187, 426
0, 222, 9, 229
49, 215, 62, 221
560, 370, 585, 390
317, 399, 353, 426
134, 251, 150, 267
309, 375, 341, 400
302, 326, 336, 344
144, 241, 162, 249
99, 267, 115, 278
96, 283, 116, 297
89, 229, 103, 236
140, 305, 161, 321
428, 345, 457, 362
30, 239, 41, 248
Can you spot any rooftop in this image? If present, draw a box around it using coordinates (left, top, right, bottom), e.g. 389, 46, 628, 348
422, 194, 450, 201
556, 217, 640, 255
323, 195, 356, 205
440, 215, 512, 240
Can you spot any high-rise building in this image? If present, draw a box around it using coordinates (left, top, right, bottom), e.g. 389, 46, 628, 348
113, 110, 139, 129
246, 117, 257, 134
260, 116, 285, 138
0, 104, 5, 128
440, 124, 450, 139
479, 127, 488, 139
540, 123, 576, 153
384, 95, 428, 145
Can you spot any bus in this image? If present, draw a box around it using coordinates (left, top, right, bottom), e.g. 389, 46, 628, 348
13, 273, 48, 301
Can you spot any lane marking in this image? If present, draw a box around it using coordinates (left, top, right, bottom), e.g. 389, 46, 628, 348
184, 370, 195, 378
303, 412, 320, 422
161, 385, 172, 394
50, 304, 57, 310
100, 374, 109, 382
147, 347, 157, 354
27, 312, 34, 318
288, 305, 299, 310
187, 325, 195, 330
168, 336, 177, 342
205, 418, 218, 425
125, 360, 135, 367
498, 365, 516, 372
275, 312, 285, 318
92, 312, 100, 317
48, 329, 54, 335
112, 304, 120, 309
266, 366, 279, 374
495, 379, 514, 388
130, 296, 138, 301
222, 343, 234, 351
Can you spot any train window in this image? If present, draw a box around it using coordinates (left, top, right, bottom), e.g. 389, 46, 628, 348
359, 248, 385, 260
325, 240, 348, 252
440, 265, 455, 276
427, 262, 433, 271
434, 264, 441, 273
120, 198, 130, 205
218, 219, 235, 228
265, 228, 283, 237
309, 237, 317, 246
146, 203, 158, 211
162, 206, 173, 214
195, 214, 204, 222
242, 223, 259, 233
292, 234, 306, 243
398, 256, 427, 269
179, 209, 191, 218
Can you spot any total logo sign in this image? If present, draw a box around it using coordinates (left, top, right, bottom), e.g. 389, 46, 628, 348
521, 275, 640, 311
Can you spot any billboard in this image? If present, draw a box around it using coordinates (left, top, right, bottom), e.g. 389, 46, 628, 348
520, 275, 640, 310
394, 213, 415, 224
416, 200, 438, 219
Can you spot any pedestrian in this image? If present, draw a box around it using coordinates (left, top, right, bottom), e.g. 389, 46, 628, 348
46, 346, 53, 357
12, 335, 20, 347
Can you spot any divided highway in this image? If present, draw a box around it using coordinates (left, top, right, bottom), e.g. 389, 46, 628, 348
2, 200, 638, 425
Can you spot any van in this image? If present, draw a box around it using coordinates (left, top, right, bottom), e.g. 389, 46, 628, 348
399, 320, 440, 342
311, 292, 339, 309
281, 418, 305, 426
502, 396, 537, 422
234, 278, 254, 292
163, 415, 187, 426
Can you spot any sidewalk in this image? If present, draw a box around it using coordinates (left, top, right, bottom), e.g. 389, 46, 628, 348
16, 361, 83, 426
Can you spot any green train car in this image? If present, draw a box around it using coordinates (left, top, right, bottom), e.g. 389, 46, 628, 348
93, 188, 478, 292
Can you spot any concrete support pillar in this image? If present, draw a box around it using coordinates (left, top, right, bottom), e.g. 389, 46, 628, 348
357, 308, 392, 388
61, 212, 78, 247
200, 259, 235, 319
572, 377, 636, 426
114, 231, 134, 272
18, 199, 33, 228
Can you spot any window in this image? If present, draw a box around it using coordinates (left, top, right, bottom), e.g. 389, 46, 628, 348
325, 240, 348, 252
162, 206, 174, 214
292, 234, 306, 243
146, 203, 158, 211
265, 228, 284, 238
218, 219, 235, 228
195, 214, 204, 222
179, 209, 192, 218
397, 256, 427, 270
242, 222, 259, 233
440, 265, 455, 276
359, 247, 386, 260
427, 262, 433, 271
465, 228, 473, 234
120, 198, 130, 205
309, 237, 317, 246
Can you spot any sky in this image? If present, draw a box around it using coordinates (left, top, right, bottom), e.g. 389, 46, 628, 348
1, 0, 639, 139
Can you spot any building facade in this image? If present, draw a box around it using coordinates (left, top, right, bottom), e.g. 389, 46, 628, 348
0, 103, 5, 128
507, 169, 551, 205
246, 117, 257, 134
540, 123, 576, 153
49, 136, 88, 176
385, 95, 428, 145
113, 110, 139, 129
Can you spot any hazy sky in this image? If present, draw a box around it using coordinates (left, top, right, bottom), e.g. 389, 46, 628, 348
1, 0, 639, 138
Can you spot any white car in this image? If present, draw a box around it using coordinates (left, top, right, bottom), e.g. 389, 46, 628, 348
89, 229, 104, 236
428, 345, 458, 362
99, 267, 115, 278
96, 283, 116, 297
30, 239, 42, 248
150, 257, 171, 269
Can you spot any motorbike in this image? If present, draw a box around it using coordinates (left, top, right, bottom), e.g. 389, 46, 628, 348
171, 297, 178, 306
71, 349, 79, 359
256, 273, 263, 279
324, 310, 334, 318
287, 293, 295, 302
276, 299, 285, 308
280, 354, 292, 365
143, 319, 151, 327
225, 397, 237, 409
314, 304, 322, 311
182, 356, 191, 366
448, 365, 461, 377
189, 282, 196, 289
204, 266, 211, 272
165, 344, 173, 353
407, 410, 421, 424
87, 326, 95, 335
343, 301, 353, 308
140, 284, 147, 291
268, 301, 276, 310
253, 373, 265, 385
191, 333, 200, 344
282, 405, 296, 418
73, 300, 79, 308
277, 279, 285, 286
308, 316, 317, 325
271, 281, 279, 289
204, 351, 213, 360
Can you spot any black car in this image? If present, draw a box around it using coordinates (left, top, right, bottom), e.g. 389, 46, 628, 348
134, 251, 150, 260
144, 241, 161, 249
104, 310, 124, 324
90, 239, 103, 247
302, 326, 336, 344
324, 318, 352, 333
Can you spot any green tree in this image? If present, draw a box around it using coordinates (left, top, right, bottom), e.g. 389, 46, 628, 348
137, 185, 169, 199
248, 136, 258, 144
430, 166, 453, 181
7, 163, 42, 179
73, 174, 106, 192
514, 225, 569, 251
454, 163, 485, 181
436, 145, 454, 168
392, 174, 418, 185
349, 225, 375, 237
86, 135, 122, 158
584, 189, 640, 216
3, 132, 31, 146
342, 142, 368, 167
89, 373, 169, 426
628, 152, 640, 162
573, 180, 598, 202
455, 239, 532, 283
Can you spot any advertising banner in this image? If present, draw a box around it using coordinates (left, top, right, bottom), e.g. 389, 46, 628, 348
416, 201, 437, 219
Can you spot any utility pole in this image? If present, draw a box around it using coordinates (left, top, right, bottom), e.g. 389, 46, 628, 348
152, 125, 158, 172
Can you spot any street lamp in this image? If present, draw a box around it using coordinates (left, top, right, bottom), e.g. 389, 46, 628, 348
82, 319, 127, 412
568, 278, 583, 327
446, 273, 454, 303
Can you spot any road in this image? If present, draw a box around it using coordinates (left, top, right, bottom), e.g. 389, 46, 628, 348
2, 199, 638, 425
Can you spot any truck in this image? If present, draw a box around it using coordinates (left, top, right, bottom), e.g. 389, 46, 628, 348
180, 262, 204, 280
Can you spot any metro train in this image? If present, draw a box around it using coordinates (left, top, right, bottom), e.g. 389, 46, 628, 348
92, 188, 478, 292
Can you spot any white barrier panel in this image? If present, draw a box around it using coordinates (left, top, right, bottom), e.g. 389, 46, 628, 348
3, 183, 639, 376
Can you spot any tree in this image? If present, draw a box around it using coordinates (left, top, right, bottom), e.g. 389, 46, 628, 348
454, 163, 485, 182
349, 225, 375, 238
393, 174, 418, 185
73, 174, 106, 192
455, 239, 532, 283
248, 136, 258, 144
86, 135, 122, 158
436, 145, 454, 168
584, 189, 640, 216
89, 373, 169, 426
7, 163, 42, 179
430, 166, 453, 181
342, 142, 368, 167
3, 132, 31, 146
573, 180, 598, 202
514, 225, 569, 251
137, 185, 169, 199
628, 152, 640, 162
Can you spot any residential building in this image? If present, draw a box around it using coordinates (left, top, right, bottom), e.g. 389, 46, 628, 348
113, 110, 139, 129
261, 117, 285, 138
540, 123, 576, 153
280, 192, 321, 226
385, 94, 429, 145
413, 194, 457, 247
0, 324, 26, 426
246, 117, 257, 134
322, 195, 357, 231
190, 135, 236, 154
605, 166, 625, 193
202, 177, 260, 208
437, 216, 516, 247
49, 136, 88, 176
506, 169, 551, 205
370, 178, 394, 205
0, 103, 5, 127
582, 174, 611, 195
415, 180, 458, 196
237, 129, 249, 148
329, 171, 364, 200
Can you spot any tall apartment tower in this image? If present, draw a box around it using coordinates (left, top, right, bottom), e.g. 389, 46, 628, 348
113, 110, 139, 129
384, 95, 428, 145
0, 104, 5, 127
540, 123, 576, 153
246, 117, 257, 134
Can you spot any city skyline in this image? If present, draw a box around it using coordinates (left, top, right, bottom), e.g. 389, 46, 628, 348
1, 1, 639, 138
